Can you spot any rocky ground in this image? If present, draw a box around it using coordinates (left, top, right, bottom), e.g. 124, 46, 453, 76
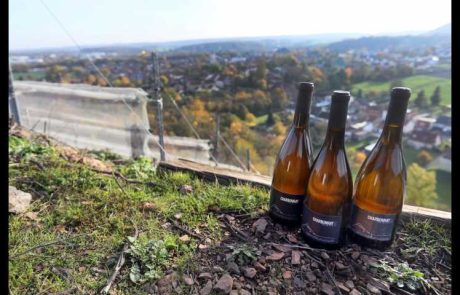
149, 213, 451, 295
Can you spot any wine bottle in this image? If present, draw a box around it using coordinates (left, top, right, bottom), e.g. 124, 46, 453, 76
301, 91, 353, 249
269, 82, 314, 225
348, 87, 411, 250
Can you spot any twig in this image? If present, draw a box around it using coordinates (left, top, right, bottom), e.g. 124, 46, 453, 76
325, 267, 343, 295
29, 159, 45, 171
100, 225, 139, 294
95, 168, 158, 187
112, 172, 130, 198
167, 217, 204, 240
10, 234, 88, 259
222, 219, 249, 241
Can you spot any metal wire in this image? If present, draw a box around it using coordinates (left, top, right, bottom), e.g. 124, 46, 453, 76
39, 0, 167, 156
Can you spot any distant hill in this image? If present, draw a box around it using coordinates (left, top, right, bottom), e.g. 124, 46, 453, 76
327, 34, 450, 52
422, 23, 451, 36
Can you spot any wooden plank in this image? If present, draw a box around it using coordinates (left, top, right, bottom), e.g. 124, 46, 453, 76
158, 159, 451, 225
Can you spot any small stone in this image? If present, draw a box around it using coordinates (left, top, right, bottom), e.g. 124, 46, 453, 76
78, 266, 86, 272
198, 272, 213, 280
294, 276, 306, 288
205, 238, 212, 244
287, 233, 298, 243
282, 270, 292, 279
320, 283, 334, 295
320, 252, 330, 260
351, 251, 360, 260
9, 186, 32, 213
266, 252, 285, 261
345, 280, 355, 289
233, 281, 242, 289
240, 289, 251, 295
263, 233, 271, 240
174, 213, 183, 220
253, 261, 266, 272
272, 244, 291, 252
252, 218, 268, 234
200, 281, 213, 295
349, 289, 362, 295
214, 274, 233, 294
336, 282, 350, 293
291, 250, 301, 265
230, 291, 239, 295
24, 211, 39, 221
335, 262, 346, 269
180, 184, 193, 194
366, 283, 382, 294
198, 244, 209, 250
213, 266, 224, 273
157, 272, 177, 294
227, 261, 240, 275
183, 275, 194, 285
243, 267, 257, 279
179, 235, 190, 242
306, 271, 316, 282
141, 202, 157, 211
311, 262, 319, 268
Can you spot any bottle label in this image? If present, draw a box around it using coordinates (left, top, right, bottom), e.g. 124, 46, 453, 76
350, 204, 397, 241
301, 205, 342, 244
269, 188, 304, 221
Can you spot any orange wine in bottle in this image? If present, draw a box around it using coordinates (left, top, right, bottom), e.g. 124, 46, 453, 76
301, 91, 353, 249
269, 82, 314, 225
348, 87, 411, 250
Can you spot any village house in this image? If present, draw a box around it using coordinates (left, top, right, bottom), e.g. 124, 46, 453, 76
427, 148, 451, 173
407, 130, 441, 150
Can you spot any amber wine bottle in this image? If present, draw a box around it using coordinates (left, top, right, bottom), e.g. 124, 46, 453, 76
348, 87, 411, 250
301, 91, 353, 249
269, 82, 314, 225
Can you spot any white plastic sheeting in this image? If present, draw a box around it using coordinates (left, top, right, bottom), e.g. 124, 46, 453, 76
13, 81, 213, 163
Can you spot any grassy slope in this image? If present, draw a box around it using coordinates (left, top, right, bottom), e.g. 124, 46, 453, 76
9, 136, 268, 294
352, 75, 451, 105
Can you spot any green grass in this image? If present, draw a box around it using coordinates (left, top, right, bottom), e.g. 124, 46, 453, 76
8, 135, 269, 294
435, 170, 451, 212
13, 71, 46, 80
352, 75, 451, 106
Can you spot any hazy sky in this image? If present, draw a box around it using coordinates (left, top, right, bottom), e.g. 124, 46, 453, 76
10, 0, 451, 50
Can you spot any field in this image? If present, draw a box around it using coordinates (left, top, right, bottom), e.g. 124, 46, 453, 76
13, 71, 46, 81
352, 75, 451, 106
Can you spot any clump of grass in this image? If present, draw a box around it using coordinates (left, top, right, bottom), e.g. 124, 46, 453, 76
8, 134, 269, 294
398, 218, 451, 264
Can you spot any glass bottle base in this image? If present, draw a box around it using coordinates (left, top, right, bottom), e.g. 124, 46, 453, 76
347, 228, 394, 251
300, 231, 344, 250
268, 210, 300, 228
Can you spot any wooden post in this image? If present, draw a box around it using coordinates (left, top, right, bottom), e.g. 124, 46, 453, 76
150, 52, 165, 161
215, 113, 220, 162
9, 62, 21, 125
246, 148, 251, 172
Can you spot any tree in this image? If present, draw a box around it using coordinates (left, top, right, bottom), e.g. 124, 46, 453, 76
266, 111, 275, 126
414, 90, 429, 109
406, 163, 438, 208
271, 87, 289, 111
417, 150, 433, 166
430, 86, 441, 106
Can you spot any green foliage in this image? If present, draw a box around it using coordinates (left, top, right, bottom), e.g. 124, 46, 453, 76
406, 163, 438, 207
430, 85, 441, 106
127, 237, 169, 283
89, 149, 123, 161
415, 90, 429, 109
228, 244, 257, 266
370, 261, 425, 291
119, 156, 156, 180
9, 136, 53, 160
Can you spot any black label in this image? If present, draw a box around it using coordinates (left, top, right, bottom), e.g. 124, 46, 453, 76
301, 205, 342, 244
269, 188, 304, 221
350, 204, 397, 241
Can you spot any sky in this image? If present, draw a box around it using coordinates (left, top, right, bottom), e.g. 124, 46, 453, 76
9, 0, 451, 50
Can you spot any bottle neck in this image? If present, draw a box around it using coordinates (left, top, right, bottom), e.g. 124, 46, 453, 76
292, 87, 312, 128
380, 123, 403, 145
324, 127, 345, 149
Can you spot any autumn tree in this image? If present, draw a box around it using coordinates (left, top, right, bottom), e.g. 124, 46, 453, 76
406, 163, 438, 208
417, 150, 433, 167
271, 87, 289, 111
